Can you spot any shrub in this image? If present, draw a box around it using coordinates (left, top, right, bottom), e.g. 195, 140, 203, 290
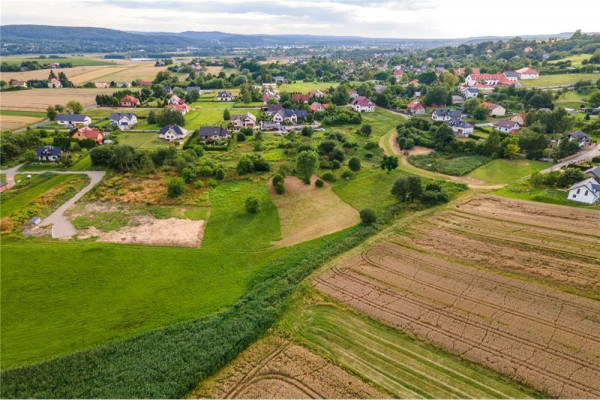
421, 190, 449, 205
331, 160, 341, 169
214, 167, 225, 180
167, 177, 185, 198
245, 196, 261, 213
236, 133, 246, 142
348, 157, 361, 171
272, 174, 285, 194
341, 169, 353, 179
181, 167, 197, 183
359, 208, 377, 225
315, 179, 324, 188
321, 171, 336, 182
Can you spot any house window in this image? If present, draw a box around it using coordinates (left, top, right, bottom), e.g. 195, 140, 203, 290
584, 190, 589, 196
577, 188, 581, 194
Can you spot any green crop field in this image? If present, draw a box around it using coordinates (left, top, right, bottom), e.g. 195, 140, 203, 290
520, 73, 600, 88
0, 179, 281, 368
279, 297, 544, 398
467, 159, 551, 184
548, 54, 592, 67
1, 57, 116, 67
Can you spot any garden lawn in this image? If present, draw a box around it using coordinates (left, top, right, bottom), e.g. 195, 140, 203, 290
467, 159, 552, 185
277, 81, 339, 93
520, 73, 600, 88
1, 179, 281, 368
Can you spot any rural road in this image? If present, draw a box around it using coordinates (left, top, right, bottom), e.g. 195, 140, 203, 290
0, 166, 106, 238
540, 144, 600, 173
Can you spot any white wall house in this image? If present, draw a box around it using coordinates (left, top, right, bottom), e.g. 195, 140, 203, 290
351, 96, 375, 112
567, 178, 600, 204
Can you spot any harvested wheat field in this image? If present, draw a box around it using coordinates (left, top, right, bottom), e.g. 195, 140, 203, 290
80, 216, 205, 247
0, 88, 119, 111
0, 114, 44, 130
314, 195, 600, 398
271, 176, 360, 247
0, 66, 110, 82
190, 336, 385, 399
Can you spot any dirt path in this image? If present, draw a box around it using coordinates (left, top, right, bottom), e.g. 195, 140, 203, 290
379, 130, 505, 190
0, 168, 106, 238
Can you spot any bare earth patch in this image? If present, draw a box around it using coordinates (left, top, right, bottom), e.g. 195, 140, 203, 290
81, 216, 205, 247
313, 195, 600, 398
407, 145, 434, 156
271, 176, 360, 247
189, 336, 386, 399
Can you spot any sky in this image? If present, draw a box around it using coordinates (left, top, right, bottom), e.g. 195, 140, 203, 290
1, 0, 599, 39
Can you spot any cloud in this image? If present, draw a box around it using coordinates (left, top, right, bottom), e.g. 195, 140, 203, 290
1, 0, 598, 38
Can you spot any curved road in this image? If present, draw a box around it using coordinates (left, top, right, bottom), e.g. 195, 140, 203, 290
540, 144, 600, 174
0, 165, 105, 238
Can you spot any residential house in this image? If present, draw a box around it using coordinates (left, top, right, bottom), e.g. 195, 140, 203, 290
454, 68, 480, 76
10, 79, 27, 88
165, 104, 190, 115
408, 79, 420, 86
503, 71, 519, 81
260, 121, 286, 134
263, 104, 284, 114
120, 95, 140, 107
374, 85, 387, 94
216, 91, 235, 101
516, 67, 539, 79
48, 62, 60, 68
36, 145, 62, 161
272, 109, 308, 124
139, 81, 153, 87
95, 82, 109, 88
198, 126, 230, 141
0, 181, 7, 193
117, 82, 131, 88
407, 100, 426, 115
309, 89, 327, 98
460, 87, 479, 99
510, 112, 526, 126
164, 86, 173, 94
168, 95, 185, 105
585, 166, 600, 181
348, 90, 359, 99
56, 114, 91, 127
567, 178, 600, 204
291, 94, 310, 103
159, 125, 189, 142
482, 102, 506, 117
230, 112, 257, 129
310, 102, 328, 112
495, 119, 521, 133
524, 47, 534, 53
109, 113, 138, 130
432, 109, 461, 121
48, 78, 62, 88
273, 76, 287, 84
393, 69, 404, 81
446, 120, 474, 138
262, 90, 280, 103
72, 127, 104, 144
351, 96, 375, 113
562, 130, 591, 147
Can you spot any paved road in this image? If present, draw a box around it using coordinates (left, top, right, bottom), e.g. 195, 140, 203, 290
0, 166, 105, 238
540, 144, 600, 173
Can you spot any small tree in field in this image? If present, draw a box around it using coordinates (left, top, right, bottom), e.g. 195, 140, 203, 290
360, 208, 377, 225
296, 150, 319, 184
245, 196, 261, 213
348, 157, 361, 171
167, 177, 185, 197
380, 155, 399, 173
223, 108, 231, 121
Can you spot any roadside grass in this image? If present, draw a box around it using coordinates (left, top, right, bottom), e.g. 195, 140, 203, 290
520, 73, 600, 88
408, 153, 490, 176
278, 291, 545, 399
467, 158, 551, 185
0, 57, 116, 67
277, 80, 339, 93
1, 178, 279, 368
493, 181, 600, 210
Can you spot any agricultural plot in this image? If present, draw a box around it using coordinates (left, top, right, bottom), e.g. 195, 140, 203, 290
191, 336, 384, 399
278, 80, 339, 93
1, 57, 116, 67
0, 114, 44, 131
314, 195, 600, 398
279, 301, 542, 398
271, 176, 360, 247
466, 158, 551, 184
520, 73, 600, 88
0, 88, 120, 111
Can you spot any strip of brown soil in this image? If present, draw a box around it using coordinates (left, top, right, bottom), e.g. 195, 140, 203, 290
189, 336, 386, 399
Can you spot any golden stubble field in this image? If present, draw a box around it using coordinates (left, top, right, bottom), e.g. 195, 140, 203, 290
0, 88, 121, 111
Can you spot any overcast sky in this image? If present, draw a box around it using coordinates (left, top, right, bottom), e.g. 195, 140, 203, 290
1, 0, 599, 39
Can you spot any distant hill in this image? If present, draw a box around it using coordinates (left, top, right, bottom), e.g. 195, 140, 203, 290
0, 24, 581, 56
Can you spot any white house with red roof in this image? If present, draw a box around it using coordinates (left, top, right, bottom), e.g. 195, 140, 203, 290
165, 104, 190, 115
348, 90, 359, 99
309, 89, 327, 98
351, 96, 375, 113
120, 95, 140, 107
407, 99, 426, 115
48, 77, 62, 88
167, 95, 185, 105
393, 69, 404, 81
72, 127, 104, 144
10, 79, 27, 88
516, 67, 539, 79
310, 102, 330, 112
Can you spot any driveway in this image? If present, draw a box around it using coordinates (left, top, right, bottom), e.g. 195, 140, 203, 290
540, 144, 600, 173
0, 167, 105, 238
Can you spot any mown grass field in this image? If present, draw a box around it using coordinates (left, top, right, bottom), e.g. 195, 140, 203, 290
520, 73, 600, 88
0, 179, 281, 368
548, 54, 591, 68
361, 108, 407, 137
279, 295, 544, 398
554, 91, 591, 109
467, 159, 551, 184
493, 181, 600, 210
278, 80, 339, 93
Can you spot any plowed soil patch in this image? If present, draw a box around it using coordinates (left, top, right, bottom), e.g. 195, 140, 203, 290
190, 336, 385, 399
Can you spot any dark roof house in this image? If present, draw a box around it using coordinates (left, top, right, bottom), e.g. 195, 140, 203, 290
198, 126, 229, 138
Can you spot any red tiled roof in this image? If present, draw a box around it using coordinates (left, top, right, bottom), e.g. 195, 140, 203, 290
291, 94, 310, 102
121, 95, 140, 104
352, 96, 374, 107
407, 100, 424, 110
73, 127, 103, 141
